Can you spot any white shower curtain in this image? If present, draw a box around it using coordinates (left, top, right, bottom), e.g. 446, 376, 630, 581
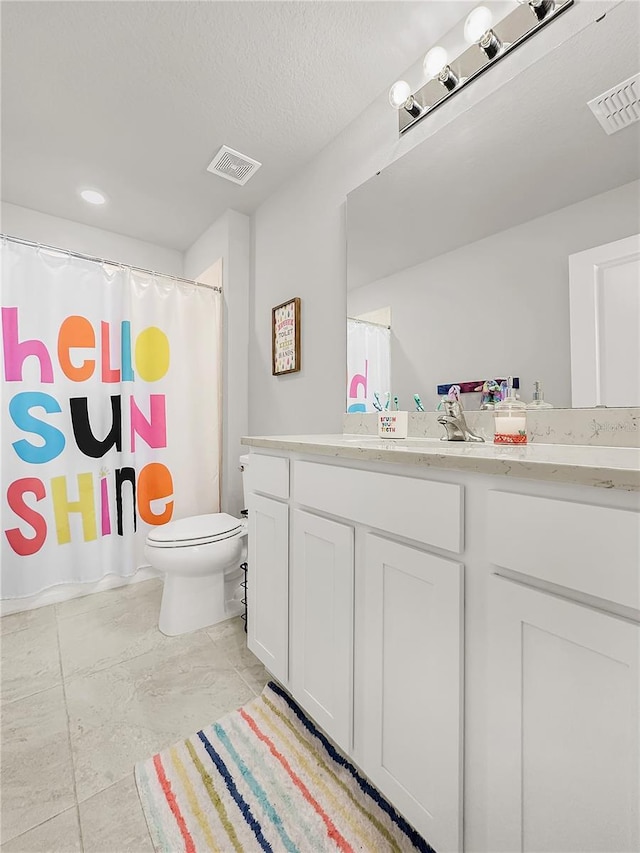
0, 237, 222, 599
346, 318, 391, 413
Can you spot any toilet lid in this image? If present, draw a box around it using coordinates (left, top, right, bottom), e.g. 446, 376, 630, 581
147, 513, 243, 547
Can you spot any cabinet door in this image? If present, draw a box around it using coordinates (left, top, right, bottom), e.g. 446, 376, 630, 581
291, 510, 354, 752
487, 576, 640, 853
247, 494, 289, 684
359, 534, 463, 853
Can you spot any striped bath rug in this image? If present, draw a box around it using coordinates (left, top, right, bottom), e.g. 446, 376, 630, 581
135, 680, 434, 852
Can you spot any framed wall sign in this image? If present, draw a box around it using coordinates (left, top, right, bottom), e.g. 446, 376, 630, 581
272, 297, 301, 375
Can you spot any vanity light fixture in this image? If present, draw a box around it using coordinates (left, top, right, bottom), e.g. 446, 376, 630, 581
392, 0, 573, 135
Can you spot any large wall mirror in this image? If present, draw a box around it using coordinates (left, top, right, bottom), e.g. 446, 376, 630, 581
346, 2, 640, 414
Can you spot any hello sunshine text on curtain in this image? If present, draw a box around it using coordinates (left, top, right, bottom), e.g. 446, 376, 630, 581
1, 238, 222, 598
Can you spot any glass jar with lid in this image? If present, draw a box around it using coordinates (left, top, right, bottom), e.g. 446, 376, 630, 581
494, 378, 527, 444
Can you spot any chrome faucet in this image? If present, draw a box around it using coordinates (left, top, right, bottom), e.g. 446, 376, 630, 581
437, 399, 485, 442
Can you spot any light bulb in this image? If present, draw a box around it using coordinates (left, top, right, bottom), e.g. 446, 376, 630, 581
80, 189, 106, 205
423, 46, 449, 79
389, 80, 411, 110
464, 6, 494, 44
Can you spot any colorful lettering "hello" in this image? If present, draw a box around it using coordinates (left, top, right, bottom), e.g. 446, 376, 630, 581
2, 307, 175, 556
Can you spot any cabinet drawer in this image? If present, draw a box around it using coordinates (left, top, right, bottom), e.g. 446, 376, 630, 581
488, 491, 640, 609
248, 453, 289, 500
293, 461, 462, 553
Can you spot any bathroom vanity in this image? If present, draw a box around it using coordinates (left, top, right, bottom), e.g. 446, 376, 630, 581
241, 434, 639, 853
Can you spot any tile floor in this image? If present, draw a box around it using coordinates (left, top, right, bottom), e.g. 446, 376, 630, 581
0, 579, 269, 852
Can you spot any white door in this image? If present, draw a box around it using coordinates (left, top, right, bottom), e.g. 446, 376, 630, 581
569, 233, 640, 407
247, 493, 289, 684
358, 533, 464, 853
487, 575, 640, 853
291, 510, 354, 751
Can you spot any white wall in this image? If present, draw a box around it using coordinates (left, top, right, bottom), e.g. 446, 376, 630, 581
347, 180, 640, 412
184, 210, 250, 516
1, 202, 183, 275
249, 0, 615, 436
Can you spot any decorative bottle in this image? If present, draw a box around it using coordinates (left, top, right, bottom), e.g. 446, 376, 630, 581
494, 377, 528, 444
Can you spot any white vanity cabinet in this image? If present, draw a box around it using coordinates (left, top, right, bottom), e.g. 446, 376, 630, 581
244, 443, 640, 853
487, 576, 640, 853
357, 534, 463, 853
290, 510, 354, 751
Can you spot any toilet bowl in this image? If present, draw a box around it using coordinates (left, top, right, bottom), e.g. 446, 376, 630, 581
144, 512, 247, 636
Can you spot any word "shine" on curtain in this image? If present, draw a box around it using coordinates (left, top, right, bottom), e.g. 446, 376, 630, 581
2, 307, 175, 557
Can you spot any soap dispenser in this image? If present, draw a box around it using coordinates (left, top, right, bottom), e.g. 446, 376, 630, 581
527, 380, 553, 409
494, 376, 528, 444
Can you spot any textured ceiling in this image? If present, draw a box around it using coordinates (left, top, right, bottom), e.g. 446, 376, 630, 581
1, 0, 471, 250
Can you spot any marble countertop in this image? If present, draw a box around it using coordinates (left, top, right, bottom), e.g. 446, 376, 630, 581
241, 434, 640, 491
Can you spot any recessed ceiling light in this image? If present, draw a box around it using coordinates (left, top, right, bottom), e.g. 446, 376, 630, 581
80, 189, 106, 205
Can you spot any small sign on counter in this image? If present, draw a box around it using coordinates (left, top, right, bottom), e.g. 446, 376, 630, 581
378, 411, 408, 439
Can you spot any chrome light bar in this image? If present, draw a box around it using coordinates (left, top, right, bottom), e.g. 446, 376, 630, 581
396, 0, 573, 135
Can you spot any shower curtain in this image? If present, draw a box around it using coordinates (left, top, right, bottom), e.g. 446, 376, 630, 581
0, 237, 222, 599
346, 318, 391, 413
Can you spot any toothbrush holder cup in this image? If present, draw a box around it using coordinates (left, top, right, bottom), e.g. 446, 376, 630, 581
378, 411, 408, 439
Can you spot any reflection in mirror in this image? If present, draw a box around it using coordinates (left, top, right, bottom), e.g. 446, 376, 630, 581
346, 2, 640, 413
346, 309, 391, 413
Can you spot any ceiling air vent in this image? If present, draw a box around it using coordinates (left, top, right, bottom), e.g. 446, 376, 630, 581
207, 146, 262, 186
587, 72, 640, 135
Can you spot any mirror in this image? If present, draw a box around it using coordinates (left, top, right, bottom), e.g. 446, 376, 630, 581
346, 2, 640, 414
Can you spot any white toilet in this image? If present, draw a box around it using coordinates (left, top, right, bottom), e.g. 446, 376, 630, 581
144, 455, 250, 636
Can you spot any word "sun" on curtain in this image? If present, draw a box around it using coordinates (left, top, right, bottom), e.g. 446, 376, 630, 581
2, 307, 175, 556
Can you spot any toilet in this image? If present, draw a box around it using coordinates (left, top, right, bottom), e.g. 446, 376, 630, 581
144, 455, 250, 636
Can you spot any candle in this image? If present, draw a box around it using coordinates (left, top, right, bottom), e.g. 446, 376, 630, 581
494, 415, 527, 435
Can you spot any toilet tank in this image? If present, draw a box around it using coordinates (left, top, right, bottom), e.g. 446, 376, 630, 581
239, 454, 250, 510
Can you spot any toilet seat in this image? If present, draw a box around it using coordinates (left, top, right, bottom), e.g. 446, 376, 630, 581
146, 513, 243, 549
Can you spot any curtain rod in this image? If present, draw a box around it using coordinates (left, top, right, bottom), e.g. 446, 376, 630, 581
1, 233, 222, 293
347, 316, 391, 329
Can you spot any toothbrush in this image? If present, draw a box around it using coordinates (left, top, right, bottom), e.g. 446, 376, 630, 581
393, 395, 399, 411
414, 394, 425, 412
384, 392, 391, 411
372, 392, 383, 412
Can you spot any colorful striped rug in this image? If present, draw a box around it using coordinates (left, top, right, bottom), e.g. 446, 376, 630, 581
135, 681, 434, 853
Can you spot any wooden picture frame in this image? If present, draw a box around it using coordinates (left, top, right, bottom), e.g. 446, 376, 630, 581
272, 297, 301, 375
